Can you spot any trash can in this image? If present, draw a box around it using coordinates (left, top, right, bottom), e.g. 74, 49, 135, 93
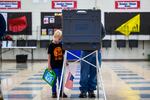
16, 54, 28, 63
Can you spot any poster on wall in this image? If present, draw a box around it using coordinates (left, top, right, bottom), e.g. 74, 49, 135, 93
48, 29, 53, 35
51, 0, 77, 9
43, 16, 55, 24
115, 0, 140, 9
49, 16, 55, 23
43, 17, 49, 24
7, 12, 32, 35
42, 29, 47, 35
105, 12, 150, 35
0, 0, 21, 9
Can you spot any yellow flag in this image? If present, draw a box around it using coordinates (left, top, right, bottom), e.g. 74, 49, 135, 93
115, 14, 140, 36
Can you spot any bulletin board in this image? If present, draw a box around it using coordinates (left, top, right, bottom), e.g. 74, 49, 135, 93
41, 12, 62, 35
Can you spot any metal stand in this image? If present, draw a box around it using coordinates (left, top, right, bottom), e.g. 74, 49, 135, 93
0, 40, 3, 100
0, 47, 36, 62
57, 50, 107, 100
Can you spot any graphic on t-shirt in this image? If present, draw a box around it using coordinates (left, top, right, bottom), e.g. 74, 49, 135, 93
53, 47, 63, 60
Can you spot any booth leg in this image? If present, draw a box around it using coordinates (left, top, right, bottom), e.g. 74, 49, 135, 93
0, 41, 3, 100
57, 51, 67, 100
96, 51, 107, 100
96, 50, 100, 98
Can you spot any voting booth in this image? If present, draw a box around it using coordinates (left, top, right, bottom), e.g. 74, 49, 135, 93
56, 9, 106, 100
62, 9, 102, 50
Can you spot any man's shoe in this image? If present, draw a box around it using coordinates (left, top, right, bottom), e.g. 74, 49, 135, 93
52, 93, 57, 98
88, 91, 96, 98
79, 92, 87, 98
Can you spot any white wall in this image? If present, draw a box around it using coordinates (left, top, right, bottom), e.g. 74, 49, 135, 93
102, 41, 150, 60
98, 0, 150, 60
1, 0, 150, 60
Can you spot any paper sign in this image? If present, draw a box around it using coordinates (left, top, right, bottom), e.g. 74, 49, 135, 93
52, 0, 77, 9
43, 17, 49, 24
115, 0, 140, 9
49, 16, 55, 23
0, 0, 21, 9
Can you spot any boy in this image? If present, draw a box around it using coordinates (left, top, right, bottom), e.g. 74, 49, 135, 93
47, 30, 67, 98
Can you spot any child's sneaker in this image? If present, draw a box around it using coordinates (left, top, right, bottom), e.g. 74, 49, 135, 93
52, 93, 57, 98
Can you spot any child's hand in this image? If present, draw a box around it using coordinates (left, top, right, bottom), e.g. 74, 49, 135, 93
48, 65, 52, 70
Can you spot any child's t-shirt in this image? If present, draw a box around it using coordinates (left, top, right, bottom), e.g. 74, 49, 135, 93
48, 42, 64, 69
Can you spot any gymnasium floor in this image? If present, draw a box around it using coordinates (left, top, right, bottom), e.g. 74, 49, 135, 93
0, 61, 150, 100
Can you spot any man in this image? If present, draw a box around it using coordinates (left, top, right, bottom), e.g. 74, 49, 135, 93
0, 14, 6, 38
79, 23, 106, 98
0, 13, 6, 100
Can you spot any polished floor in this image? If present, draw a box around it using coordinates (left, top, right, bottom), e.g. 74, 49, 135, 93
0, 61, 150, 100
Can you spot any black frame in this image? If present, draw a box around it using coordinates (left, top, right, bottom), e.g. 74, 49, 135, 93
116, 40, 126, 48
40, 40, 50, 48
102, 40, 112, 48
128, 40, 138, 48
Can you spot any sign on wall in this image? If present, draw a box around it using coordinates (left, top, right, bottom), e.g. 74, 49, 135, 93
52, 0, 77, 9
0, 0, 21, 9
105, 12, 150, 35
115, 14, 140, 36
115, 0, 140, 9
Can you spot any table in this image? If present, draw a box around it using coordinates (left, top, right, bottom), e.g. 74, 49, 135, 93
0, 47, 37, 62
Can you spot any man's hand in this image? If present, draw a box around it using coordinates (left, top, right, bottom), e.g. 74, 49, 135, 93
66, 60, 69, 66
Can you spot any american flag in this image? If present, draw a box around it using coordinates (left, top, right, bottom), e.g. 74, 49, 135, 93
65, 72, 74, 89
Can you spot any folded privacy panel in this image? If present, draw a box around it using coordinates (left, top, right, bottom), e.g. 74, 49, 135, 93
62, 9, 102, 50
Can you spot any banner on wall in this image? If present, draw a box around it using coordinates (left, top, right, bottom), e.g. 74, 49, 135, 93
52, 0, 77, 9
0, 0, 21, 9
115, 0, 140, 9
